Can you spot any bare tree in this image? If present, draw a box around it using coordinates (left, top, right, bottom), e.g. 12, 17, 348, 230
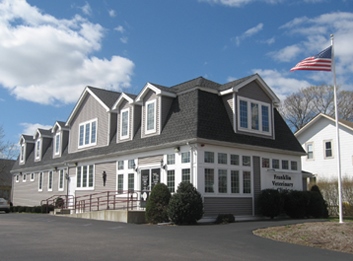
0, 125, 16, 160
280, 85, 353, 132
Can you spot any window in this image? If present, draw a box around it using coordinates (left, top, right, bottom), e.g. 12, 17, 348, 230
16, 175, 19, 182
262, 158, 270, 168
291, 161, 298, 171
218, 169, 227, 193
306, 143, 313, 159
118, 160, 124, 170
38, 172, 43, 191
272, 159, 279, 169
76, 165, 94, 189
324, 141, 332, 158
231, 170, 239, 193
128, 159, 135, 169
167, 154, 175, 165
35, 139, 41, 159
243, 171, 251, 194
120, 108, 129, 139
78, 119, 97, 147
238, 97, 271, 134
218, 153, 227, 164
128, 173, 134, 191
242, 156, 251, 167
282, 160, 289, 170
182, 169, 190, 183
230, 154, 239, 165
20, 144, 25, 163
204, 151, 214, 163
58, 170, 64, 191
181, 152, 190, 163
54, 133, 60, 155
30, 173, 35, 181
22, 173, 27, 182
117, 174, 124, 194
167, 170, 175, 192
146, 100, 156, 133
48, 171, 53, 191
205, 168, 214, 193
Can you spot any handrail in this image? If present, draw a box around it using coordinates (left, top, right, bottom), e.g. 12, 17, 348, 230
41, 190, 150, 214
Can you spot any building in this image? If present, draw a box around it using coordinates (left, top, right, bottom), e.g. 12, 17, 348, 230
295, 113, 353, 181
0, 158, 15, 200
11, 74, 305, 219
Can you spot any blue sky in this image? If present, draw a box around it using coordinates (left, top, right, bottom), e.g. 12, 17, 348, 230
1, 0, 353, 152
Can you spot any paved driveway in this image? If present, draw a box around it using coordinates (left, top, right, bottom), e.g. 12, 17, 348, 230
0, 213, 351, 260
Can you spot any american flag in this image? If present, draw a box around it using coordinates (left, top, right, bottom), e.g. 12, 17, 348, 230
290, 46, 332, 72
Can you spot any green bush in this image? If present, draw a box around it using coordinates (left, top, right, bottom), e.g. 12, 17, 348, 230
308, 185, 329, 218
257, 189, 281, 219
167, 182, 204, 225
55, 197, 65, 208
283, 190, 310, 219
215, 214, 235, 224
145, 183, 171, 224
41, 204, 54, 213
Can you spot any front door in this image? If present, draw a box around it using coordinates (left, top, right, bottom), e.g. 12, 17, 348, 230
140, 168, 161, 207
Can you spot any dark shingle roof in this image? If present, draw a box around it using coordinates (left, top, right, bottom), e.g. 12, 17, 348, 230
218, 74, 255, 91
170, 77, 221, 93
88, 86, 122, 108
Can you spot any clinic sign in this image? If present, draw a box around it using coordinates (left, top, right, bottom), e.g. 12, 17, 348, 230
263, 171, 302, 191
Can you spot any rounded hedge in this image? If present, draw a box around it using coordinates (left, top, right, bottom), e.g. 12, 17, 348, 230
167, 182, 203, 225
257, 189, 281, 219
145, 183, 171, 224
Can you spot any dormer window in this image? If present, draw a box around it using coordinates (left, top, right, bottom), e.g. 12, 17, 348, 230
20, 144, 25, 163
238, 97, 271, 136
78, 119, 97, 148
146, 100, 156, 134
120, 108, 130, 140
35, 139, 41, 160
54, 133, 60, 155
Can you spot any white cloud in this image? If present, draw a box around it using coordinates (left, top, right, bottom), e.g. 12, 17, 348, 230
269, 45, 301, 62
80, 2, 92, 16
108, 9, 116, 17
20, 123, 52, 137
198, 0, 282, 7
234, 23, 263, 46
114, 25, 125, 33
0, 0, 134, 105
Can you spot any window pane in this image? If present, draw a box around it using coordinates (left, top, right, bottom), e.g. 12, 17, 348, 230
55, 134, 60, 154
118, 160, 124, 170
242, 156, 251, 166
272, 159, 279, 169
88, 165, 94, 187
205, 168, 214, 193
118, 174, 124, 193
240, 100, 248, 128
147, 102, 155, 131
128, 173, 134, 191
167, 154, 175, 165
243, 171, 251, 194
181, 152, 190, 163
77, 167, 81, 187
262, 158, 269, 168
167, 170, 175, 192
59, 170, 64, 189
230, 154, 239, 165
82, 166, 87, 187
307, 143, 313, 159
325, 141, 332, 157
48, 171, 53, 190
204, 151, 214, 163
91, 121, 96, 143
231, 170, 239, 193
218, 169, 227, 193
291, 161, 298, 171
39, 173, 43, 190
128, 160, 135, 169
218, 153, 227, 164
262, 105, 269, 132
282, 160, 289, 170
251, 103, 259, 130
79, 125, 84, 146
182, 169, 190, 183
121, 110, 128, 136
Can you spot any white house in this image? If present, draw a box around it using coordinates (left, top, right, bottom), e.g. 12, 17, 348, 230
295, 113, 353, 181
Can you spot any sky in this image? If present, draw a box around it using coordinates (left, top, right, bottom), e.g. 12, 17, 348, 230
1, 0, 353, 153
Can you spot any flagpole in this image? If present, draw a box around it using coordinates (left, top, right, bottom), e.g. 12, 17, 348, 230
331, 34, 343, 223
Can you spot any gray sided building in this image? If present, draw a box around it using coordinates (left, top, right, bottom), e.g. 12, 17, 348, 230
11, 74, 305, 219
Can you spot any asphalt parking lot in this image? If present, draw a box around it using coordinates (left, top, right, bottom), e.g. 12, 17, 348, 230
0, 213, 351, 261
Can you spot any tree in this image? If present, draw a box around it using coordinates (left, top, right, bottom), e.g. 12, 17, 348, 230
279, 85, 353, 132
145, 183, 171, 224
0, 125, 17, 160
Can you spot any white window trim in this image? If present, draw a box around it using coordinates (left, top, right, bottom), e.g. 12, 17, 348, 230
22, 173, 27, 182
54, 133, 61, 156
306, 142, 314, 160
38, 172, 43, 192
20, 144, 25, 164
120, 108, 130, 140
323, 140, 334, 159
48, 171, 53, 191
76, 165, 95, 190
78, 119, 98, 149
15, 175, 19, 183
237, 96, 271, 136
145, 100, 157, 134
30, 173, 35, 181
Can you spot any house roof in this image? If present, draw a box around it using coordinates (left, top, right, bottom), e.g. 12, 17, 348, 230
295, 113, 353, 137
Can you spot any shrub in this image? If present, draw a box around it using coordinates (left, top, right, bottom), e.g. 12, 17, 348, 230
55, 197, 65, 208
283, 190, 310, 219
257, 189, 281, 219
41, 204, 54, 213
145, 183, 171, 224
215, 214, 235, 224
167, 182, 204, 225
308, 185, 329, 218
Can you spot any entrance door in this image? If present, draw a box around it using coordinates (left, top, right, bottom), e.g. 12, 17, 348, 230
140, 168, 161, 207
